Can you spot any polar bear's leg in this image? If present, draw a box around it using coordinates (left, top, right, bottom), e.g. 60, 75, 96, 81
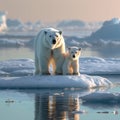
35, 57, 40, 75
53, 46, 65, 75
62, 62, 67, 75
62, 62, 71, 75
55, 58, 64, 75
35, 53, 41, 75
49, 58, 56, 75
72, 62, 80, 75
40, 58, 50, 75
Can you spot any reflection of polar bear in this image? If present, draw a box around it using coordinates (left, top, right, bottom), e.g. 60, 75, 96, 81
62, 47, 81, 75
34, 28, 65, 75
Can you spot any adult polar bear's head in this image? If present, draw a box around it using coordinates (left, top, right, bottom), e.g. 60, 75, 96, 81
41, 28, 64, 49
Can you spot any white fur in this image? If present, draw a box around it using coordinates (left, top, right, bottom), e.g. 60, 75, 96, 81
34, 28, 65, 75
62, 47, 81, 75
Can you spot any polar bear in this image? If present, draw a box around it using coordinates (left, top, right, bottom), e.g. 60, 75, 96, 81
34, 28, 65, 75
62, 47, 81, 75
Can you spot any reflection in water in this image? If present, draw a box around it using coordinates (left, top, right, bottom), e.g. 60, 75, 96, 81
34, 93, 80, 120
68, 96, 80, 120
1, 88, 120, 120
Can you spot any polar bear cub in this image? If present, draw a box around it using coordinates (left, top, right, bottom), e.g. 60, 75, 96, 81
34, 28, 65, 75
62, 47, 81, 75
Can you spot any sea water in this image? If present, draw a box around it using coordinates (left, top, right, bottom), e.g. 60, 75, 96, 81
0, 87, 120, 120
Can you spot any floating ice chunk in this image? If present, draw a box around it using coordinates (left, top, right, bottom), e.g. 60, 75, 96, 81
72, 110, 87, 114
80, 92, 120, 103
0, 75, 112, 89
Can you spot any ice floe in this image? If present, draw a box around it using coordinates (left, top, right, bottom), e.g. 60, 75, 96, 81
80, 92, 120, 106
0, 57, 118, 89
80, 57, 120, 75
0, 75, 112, 89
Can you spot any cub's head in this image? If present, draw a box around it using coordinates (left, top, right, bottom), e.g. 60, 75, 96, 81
43, 28, 64, 49
68, 47, 82, 60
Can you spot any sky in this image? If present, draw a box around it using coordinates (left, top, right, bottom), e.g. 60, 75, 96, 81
0, 0, 120, 22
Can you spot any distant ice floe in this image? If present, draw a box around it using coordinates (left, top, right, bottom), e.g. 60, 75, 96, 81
0, 39, 26, 47
86, 18, 120, 40
1, 17, 120, 48
1, 36, 120, 48
57, 20, 85, 28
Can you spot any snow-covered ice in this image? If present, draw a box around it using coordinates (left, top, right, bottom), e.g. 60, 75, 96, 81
0, 75, 112, 89
81, 57, 120, 75
0, 59, 34, 76
0, 57, 120, 76
0, 58, 115, 89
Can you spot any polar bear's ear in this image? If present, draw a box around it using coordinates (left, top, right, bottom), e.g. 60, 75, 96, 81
59, 31, 62, 35
68, 47, 71, 51
79, 48, 82, 51
44, 31, 47, 34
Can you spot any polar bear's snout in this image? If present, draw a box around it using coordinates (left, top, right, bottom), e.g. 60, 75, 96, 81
72, 54, 75, 58
52, 39, 56, 44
